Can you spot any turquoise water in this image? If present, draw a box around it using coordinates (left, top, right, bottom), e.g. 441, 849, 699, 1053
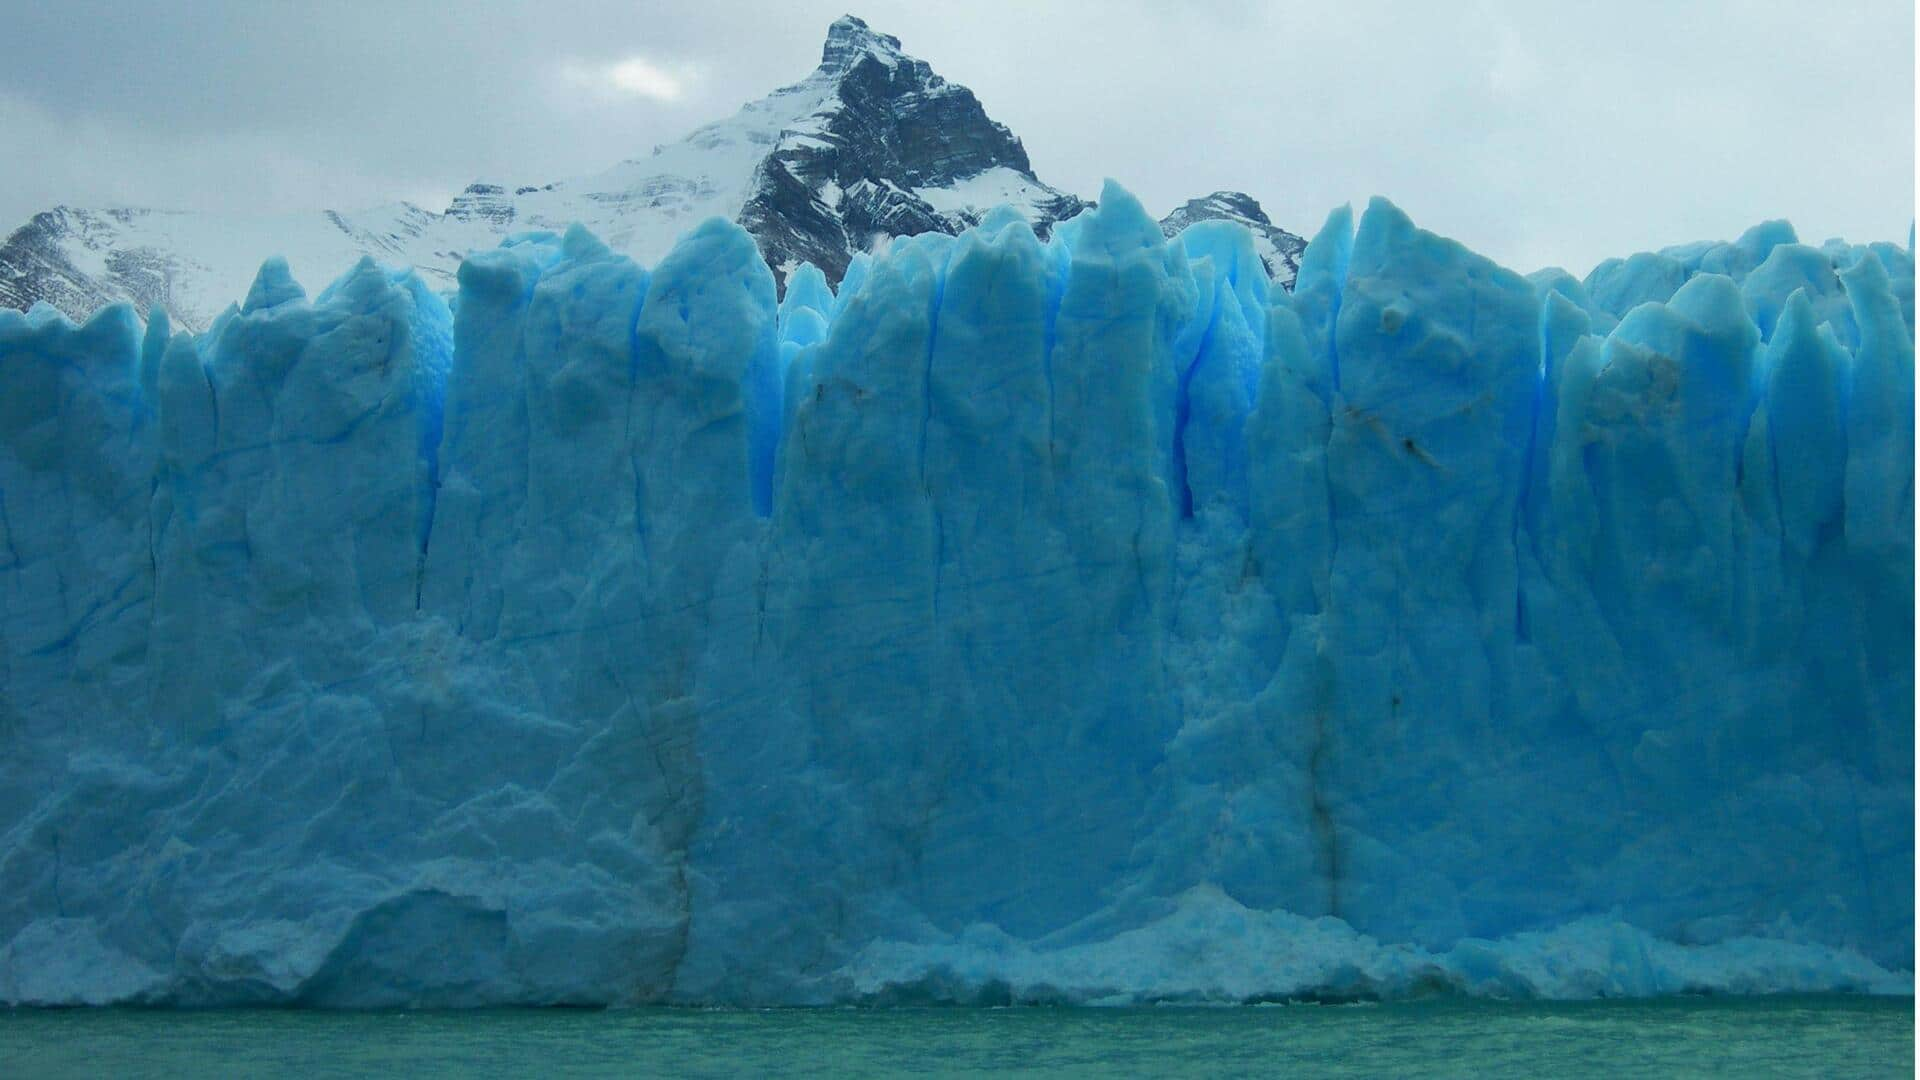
0, 997, 1910, 1077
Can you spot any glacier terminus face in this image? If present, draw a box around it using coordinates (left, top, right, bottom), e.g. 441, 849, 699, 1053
0, 182, 1911, 1006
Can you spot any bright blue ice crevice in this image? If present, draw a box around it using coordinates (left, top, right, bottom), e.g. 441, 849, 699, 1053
1169, 220, 1266, 521
0, 190, 1911, 1006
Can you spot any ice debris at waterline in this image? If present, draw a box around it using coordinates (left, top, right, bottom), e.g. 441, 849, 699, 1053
0, 184, 1911, 1006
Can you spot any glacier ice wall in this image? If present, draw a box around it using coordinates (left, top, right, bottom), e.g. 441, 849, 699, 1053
0, 184, 1911, 1006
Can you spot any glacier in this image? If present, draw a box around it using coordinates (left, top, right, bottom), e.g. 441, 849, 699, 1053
0, 183, 1911, 1006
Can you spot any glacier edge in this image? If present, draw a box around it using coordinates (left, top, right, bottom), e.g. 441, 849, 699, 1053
0, 185, 1911, 1006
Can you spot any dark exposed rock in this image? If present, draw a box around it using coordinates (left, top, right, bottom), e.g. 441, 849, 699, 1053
737, 15, 1088, 288
1, 14, 1302, 319
0, 209, 186, 323
1159, 191, 1307, 289
445, 183, 517, 225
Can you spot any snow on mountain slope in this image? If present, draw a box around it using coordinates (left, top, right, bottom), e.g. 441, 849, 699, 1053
1160, 191, 1307, 283
0, 203, 441, 334
0, 16, 1303, 330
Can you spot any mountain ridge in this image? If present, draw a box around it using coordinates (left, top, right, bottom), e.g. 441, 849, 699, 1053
0, 14, 1304, 329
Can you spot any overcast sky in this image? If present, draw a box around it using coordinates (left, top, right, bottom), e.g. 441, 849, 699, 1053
1, 0, 1911, 275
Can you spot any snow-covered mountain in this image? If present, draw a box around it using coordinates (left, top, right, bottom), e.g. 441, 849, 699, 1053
0, 15, 1304, 330
1160, 190, 1306, 284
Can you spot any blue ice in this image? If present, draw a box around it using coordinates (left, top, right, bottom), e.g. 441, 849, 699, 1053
0, 184, 1910, 1005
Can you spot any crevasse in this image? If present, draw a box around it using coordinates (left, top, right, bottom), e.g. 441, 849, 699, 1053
0, 183, 1911, 1006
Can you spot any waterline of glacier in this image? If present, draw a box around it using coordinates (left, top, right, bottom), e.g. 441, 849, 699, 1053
0, 184, 1910, 1005
1, 998, 1911, 1078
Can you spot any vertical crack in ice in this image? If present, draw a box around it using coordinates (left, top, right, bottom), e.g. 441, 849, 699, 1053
627, 278, 653, 569
49, 831, 66, 919
1170, 290, 1219, 521
0, 487, 20, 572
1306, 705, 1341, 918
1042, 248, 1064, 465
1317, 232, 1350, 617
613, 653, 698, 1001
1303, 217, 1356, 919
920, 258, 946, 623
199, 354, 220, 441
1512, 296, 1551, 642
414, 417, 443, 613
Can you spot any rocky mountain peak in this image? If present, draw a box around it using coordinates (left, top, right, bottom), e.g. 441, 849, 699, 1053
0, 13, 1305, 323
1166, 191, 1273, 227
738, 16, 1086, 287
444, 183, 517, 225
819, 14, 905, 72
1160, 190, 1306, 286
